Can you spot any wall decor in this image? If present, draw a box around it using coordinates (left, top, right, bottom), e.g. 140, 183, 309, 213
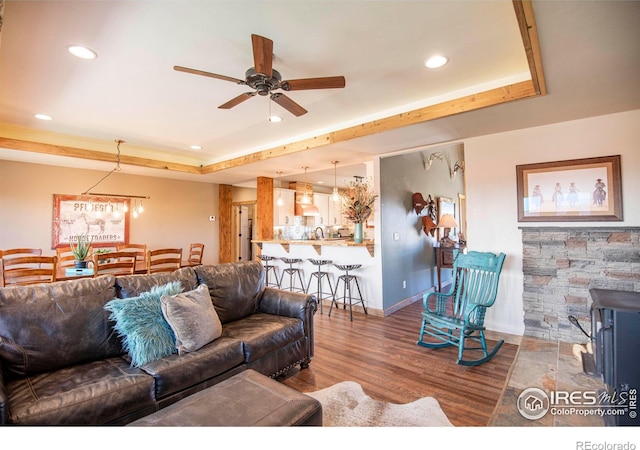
437, 196, 455, 220
52, 194, 130, 248
516, 155, 622, 222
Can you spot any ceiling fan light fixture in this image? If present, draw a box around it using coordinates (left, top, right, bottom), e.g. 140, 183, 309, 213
68, 45, 98, 60
269, 115, 282, 123
425, 55, 448, 69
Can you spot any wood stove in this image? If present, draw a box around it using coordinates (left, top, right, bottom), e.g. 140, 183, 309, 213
589, 288, 640, 426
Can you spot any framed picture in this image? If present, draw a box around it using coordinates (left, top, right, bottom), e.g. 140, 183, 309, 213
52, 194, 130, 248
437, 196, 455, 220
516, 155, 622, 222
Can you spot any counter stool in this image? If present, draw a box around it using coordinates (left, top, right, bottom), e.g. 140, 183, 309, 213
306, 259, 338, 314
258, 254, 280, 288
279, 257, 306, 293
330, 264, 368, 321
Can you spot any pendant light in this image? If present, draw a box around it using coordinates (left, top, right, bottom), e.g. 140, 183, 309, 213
276, 171, 284, 206
300, 166, 320, 216
331, 160, 340, 202
301, 166, 311, 204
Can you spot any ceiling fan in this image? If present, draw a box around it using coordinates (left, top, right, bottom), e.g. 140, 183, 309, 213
174, 34, 346, 117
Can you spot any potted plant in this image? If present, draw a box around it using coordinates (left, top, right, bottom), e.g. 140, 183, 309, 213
342, 178, 377, 244
69, 233, 93, 268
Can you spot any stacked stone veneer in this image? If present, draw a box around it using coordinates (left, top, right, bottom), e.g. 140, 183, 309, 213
521, 227, 640, 343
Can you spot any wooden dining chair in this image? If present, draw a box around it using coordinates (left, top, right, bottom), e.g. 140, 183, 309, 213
147, 248, 183, 274
1, 248, 42, 258
187, 243, 204, 265
0, 248, 43, 286
56, 246, 84, 269
92, 250, 137, 277
116, 243, 147, 267
1, 255, 57, 286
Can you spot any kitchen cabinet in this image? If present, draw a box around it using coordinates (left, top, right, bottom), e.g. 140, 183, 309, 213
328, 196, 344, 226
313, 193, 330, 226
274, 189, 295, 226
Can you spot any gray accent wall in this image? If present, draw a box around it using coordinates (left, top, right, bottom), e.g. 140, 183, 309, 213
379, 143, 465, 310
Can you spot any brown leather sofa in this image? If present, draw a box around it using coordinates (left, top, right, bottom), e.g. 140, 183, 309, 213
0, 261, 317, 425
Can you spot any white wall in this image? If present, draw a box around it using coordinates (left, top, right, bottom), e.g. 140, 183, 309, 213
465, 109, 640, 335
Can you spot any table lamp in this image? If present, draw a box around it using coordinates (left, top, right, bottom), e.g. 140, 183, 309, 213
438, 214, 458, 247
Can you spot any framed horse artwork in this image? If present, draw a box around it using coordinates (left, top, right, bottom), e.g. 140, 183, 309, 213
516, 155, 623, 222
52, 194, 130, 248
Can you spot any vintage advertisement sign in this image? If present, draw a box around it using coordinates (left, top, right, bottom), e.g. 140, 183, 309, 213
52, 194, 130, 248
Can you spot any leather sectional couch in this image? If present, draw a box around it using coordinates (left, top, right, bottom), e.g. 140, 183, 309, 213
0, 261, 317, 425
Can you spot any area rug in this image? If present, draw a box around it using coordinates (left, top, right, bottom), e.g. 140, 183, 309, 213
306, 381, 453, 427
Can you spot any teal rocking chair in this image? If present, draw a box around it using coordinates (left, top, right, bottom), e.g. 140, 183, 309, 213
417, 250, 506, 366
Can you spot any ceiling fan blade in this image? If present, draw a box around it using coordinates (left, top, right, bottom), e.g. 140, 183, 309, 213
174, 65, 245, 84
270, 93, 308, 117
218, 92, 257, 109
251, 34, 273, 78
281, 76, 346, 91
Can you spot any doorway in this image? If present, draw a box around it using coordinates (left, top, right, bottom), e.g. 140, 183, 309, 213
232, 201, 256, 262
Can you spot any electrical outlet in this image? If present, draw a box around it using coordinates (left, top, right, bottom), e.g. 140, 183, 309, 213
393, 232, 400, 241
402, 280, 406, 289
209, 215, 216, 221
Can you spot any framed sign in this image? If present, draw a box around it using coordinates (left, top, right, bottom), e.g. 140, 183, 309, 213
52, 194, 130, 248
516, 155, 622, 222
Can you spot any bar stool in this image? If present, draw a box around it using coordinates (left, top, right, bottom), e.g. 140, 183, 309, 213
279, 257, 306, 293
306, 258, 337, 314
330, 264, 368, 321
258, 254, 280, 288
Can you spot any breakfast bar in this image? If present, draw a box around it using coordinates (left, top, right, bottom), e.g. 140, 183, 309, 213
254, 238, 379, 316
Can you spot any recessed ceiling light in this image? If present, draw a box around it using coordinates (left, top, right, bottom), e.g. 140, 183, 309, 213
269, 115, 282, 123
190, 145, 202, 150
68, 45, 98, 60
34, 114, 53, 121
425, 55, 448, 69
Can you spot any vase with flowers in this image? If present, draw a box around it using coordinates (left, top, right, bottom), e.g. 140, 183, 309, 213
342, 178, 377, 244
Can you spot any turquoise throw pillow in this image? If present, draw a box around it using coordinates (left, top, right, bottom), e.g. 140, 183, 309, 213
105, 281, 183, 367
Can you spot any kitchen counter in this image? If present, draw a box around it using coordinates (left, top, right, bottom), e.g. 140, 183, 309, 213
253, 239, 374, 257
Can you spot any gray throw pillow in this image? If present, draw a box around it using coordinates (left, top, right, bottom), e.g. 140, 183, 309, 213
160, 283, 222, 354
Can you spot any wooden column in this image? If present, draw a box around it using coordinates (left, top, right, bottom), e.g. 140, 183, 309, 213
218, 184, 233, 263
256, 177, 274, 243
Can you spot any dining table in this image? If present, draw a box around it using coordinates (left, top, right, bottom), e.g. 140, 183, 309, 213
56, 261, 148, 281
56, 260, 200, 281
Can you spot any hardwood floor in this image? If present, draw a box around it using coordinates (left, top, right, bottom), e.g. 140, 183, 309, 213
280, 300, 518, 427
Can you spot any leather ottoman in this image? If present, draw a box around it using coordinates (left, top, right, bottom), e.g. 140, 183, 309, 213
128, 369, 322, 426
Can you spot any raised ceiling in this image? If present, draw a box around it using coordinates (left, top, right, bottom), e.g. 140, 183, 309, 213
0, 1, 638, 187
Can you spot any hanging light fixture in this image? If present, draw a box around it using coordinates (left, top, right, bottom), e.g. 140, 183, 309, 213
331, 160, 340, 202
80, 139, 150, 219
276, 171, 284, 206
301, 166, 311, 204
300, 166, 319, 216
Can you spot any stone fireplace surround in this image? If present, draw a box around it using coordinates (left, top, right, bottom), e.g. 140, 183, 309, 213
521, 227, 640, 343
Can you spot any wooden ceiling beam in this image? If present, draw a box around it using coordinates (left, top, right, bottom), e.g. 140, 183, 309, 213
201, 79, 538, 173
513, 0, 546, 95
0, 137, 202, 174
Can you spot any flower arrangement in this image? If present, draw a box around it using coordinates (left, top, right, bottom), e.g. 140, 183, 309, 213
342, 178, 378, 224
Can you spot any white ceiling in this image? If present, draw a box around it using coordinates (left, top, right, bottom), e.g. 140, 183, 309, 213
0, 1, 639, 188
